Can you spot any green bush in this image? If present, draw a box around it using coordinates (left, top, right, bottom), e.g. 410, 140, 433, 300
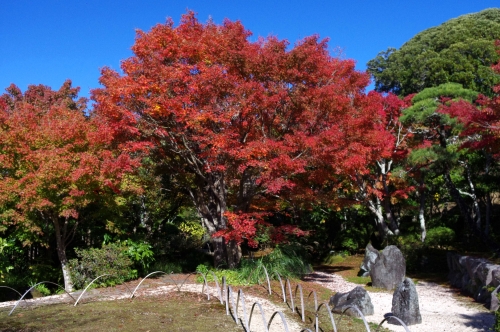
68, 243, 136, 290
425, 226, 455, 248
29, 263, 62, 284
390, 233, 449, 273
331, 216, 373, 254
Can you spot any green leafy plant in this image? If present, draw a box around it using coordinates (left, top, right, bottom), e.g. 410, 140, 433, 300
121, 239, 155, 272
0, 237, 14, 282
425, 226, 455, 248
254, 224, 273, 249
178, 218, 205, 247
28, 281, 51, 297
68, 243, 136, 290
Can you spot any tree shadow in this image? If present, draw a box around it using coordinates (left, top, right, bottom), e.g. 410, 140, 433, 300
313, 265, 354, 274
459, 311, 495, 330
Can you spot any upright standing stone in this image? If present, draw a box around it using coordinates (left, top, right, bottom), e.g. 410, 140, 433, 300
359, 243, 379, 277
391, 278, 422, 326
370, 245, 406, 290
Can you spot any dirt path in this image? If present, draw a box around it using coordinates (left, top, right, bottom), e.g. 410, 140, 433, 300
305, 270, 495, 332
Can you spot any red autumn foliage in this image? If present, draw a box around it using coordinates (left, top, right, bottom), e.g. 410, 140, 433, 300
92, 12, 397, 253
0, 81, 138, 290
438, 42, 500, 158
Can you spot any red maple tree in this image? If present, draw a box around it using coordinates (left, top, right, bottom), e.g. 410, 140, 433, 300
351, 92, 414, 241
93, 12, 396, 267
0, 81, 136, 291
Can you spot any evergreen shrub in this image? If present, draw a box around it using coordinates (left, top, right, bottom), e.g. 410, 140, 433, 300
68, 243, 135, 289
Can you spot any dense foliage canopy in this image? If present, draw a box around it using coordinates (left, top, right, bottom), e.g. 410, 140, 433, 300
92, 12, 396, 266
2, 10, 500, 294
0, 82, 137, 290
367, 8, 500, 96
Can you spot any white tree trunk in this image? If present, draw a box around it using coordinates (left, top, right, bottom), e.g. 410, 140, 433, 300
53, 217, 74, 292
418, 176, 426, 242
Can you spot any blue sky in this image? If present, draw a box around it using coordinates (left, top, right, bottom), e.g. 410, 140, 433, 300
1, 1, 499, 99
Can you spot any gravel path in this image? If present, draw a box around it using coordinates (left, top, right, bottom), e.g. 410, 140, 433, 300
305, 271, 495, 332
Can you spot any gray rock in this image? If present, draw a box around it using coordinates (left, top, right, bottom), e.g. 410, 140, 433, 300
492, 268, 500, 288
391, 278, 422, 326
370, 245, 406, 290
447, 252, 500, 304
329, 286, 374, 317
359, 243, 379, 277
490, 285, 500, 311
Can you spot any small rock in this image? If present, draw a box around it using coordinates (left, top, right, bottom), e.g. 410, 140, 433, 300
329, 286, 374, 317
391, 277, 422, 326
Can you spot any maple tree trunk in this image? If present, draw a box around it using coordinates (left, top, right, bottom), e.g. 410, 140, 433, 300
367, 197, 395, 240
53, 216, 74, 292
211, 238, 241, 269
212, 237, 226, 268
190, 172, 241, 268
226, 240, 242, 269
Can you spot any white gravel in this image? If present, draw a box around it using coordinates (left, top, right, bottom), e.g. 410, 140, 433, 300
307, 271, 495, 332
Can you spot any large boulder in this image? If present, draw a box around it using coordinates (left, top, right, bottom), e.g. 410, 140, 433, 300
391, 278, 422, 326
359, 243, 379, 277
370, 245, 406, 290
329, 286, 374, 317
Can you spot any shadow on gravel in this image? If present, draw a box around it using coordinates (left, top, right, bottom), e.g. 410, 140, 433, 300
459, 311, 495, 330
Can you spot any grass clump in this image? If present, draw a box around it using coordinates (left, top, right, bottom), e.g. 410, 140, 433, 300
346, 275, 371, 285
195, 243, 312, 286
196, 264, 250, 286
240, 243, 312, 282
